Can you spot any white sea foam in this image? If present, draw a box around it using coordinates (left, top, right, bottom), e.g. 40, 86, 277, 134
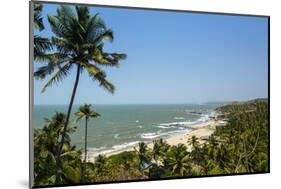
140, 127, 191, 139
111, 141, 140, 150
153, 112, 214, 139
197, 114, 210, 123
155, 112, 212, 129
173, 117, 185, 120
87, 111, 215, 158
136, 120, 139, 123
156, 125, 170, 129
165, 129, 191, 136
88, 146, 107, 154
140, 132, 162, 139
88, 141, 140, 157
146, 128, 191, 140
159, 121, 196, 127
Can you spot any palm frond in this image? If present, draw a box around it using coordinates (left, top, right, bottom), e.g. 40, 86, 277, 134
51, 37, 77, 54
34, 52, 70, 80
34, 3, 44, 31
66, 16, 86, 44
34, 35, 53, 61
93, 50, 127, 66
47, 53, 71, 64
94, 29, 114, 44
75, 115, 85, 123
54, 5, 85, 44
34, 3, 43, 12
47, 15, 68, 38
90, 111, 100, 117
74, 111, 85, 122
80, 62, 115, 93
75, 6, 90, 28
34, 62, 56, 80
86, 14, 106, 41
57, 5, 76, 20
41, 63, 72, 93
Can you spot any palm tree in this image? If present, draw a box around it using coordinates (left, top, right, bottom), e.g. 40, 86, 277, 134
34, 5, 126, 167
75, 104, 100, 163
33, 3, 52, 61
166, 144, 190, 176
95, 155, 107, 175
134, 142, 150, 170
188, 135, 200, 148
188, 136, 202, 166
152, 138, 169, 165
152, 140, 161, 164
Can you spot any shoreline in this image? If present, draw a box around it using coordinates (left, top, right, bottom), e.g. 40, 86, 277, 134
88, 117, 224, 162
156, 119, 219, 151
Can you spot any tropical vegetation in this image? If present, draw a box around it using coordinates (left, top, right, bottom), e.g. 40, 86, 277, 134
33, 3, 269, 187
34, 99, 269, 186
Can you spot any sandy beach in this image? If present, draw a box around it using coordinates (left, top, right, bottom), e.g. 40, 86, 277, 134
155, 119, 220, 151
88, 118, 224, 162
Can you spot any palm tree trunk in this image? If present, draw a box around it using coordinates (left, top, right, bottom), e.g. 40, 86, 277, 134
82, 117, 88, 182
84, 117, 88, 163
56, 64, 81, 168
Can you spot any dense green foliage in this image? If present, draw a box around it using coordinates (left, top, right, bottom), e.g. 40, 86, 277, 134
212, 101, 269, 174
34, 113, 83, 185
34, 100, 269, 186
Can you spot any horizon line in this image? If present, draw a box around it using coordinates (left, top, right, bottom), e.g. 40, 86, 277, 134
33, 97, 268, 106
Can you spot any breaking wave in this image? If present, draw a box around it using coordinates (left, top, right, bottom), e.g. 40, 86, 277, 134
88, 141, 140, 157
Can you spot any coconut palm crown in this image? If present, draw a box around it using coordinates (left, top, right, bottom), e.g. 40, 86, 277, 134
75, 104, 100, 122
34, 5, 126, 93
166, 144, 190, 176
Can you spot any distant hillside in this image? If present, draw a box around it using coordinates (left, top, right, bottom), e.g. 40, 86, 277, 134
247, 98, 268, 103
215, 98, 268, 114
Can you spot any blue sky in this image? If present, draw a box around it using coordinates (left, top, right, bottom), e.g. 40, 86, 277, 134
34, 3, 268, 105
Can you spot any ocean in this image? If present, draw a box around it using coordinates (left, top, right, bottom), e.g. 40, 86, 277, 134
33, 104, 222, 156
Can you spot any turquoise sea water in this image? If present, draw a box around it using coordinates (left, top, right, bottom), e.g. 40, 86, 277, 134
34, 104, 222, 156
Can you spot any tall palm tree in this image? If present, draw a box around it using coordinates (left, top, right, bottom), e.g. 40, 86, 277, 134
75, 104, 100, 163
34, 5, 126, 167
166, 144, 190, 176
33, 3, 52, 61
